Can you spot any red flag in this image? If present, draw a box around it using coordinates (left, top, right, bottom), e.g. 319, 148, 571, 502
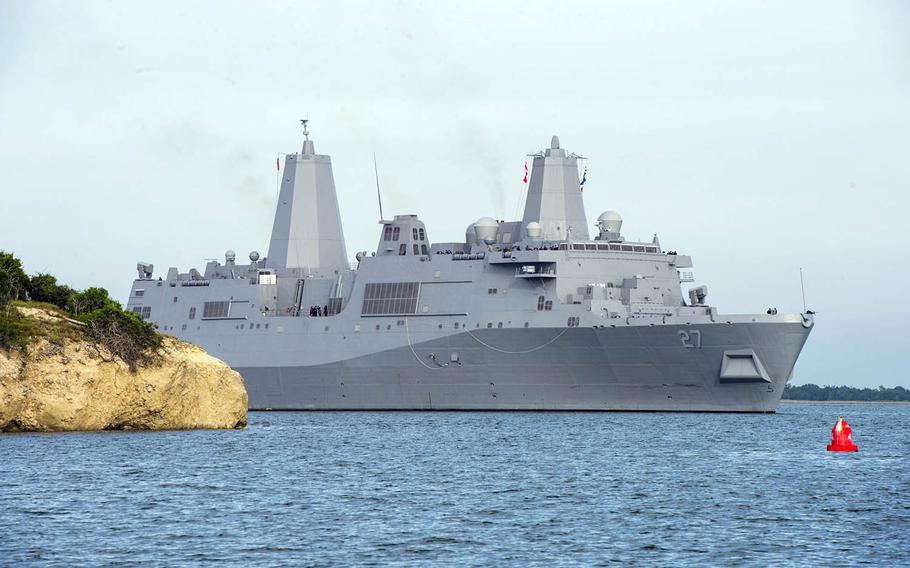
276, 157, 280, 171
522, 162, 528, 184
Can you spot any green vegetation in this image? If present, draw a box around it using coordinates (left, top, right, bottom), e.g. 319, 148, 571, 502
0, 251, 161, 371
784, 384, 910, 402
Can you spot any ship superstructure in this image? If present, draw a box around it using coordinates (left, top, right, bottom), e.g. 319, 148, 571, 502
127, 126, 813, 411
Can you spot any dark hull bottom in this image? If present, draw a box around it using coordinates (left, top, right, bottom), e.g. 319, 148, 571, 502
234, 322, 812, 413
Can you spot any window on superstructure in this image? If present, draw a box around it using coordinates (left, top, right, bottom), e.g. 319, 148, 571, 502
412, 228, 419, 240
399, 244, 406, 256
392, 227, 400, 241
537, 295, 545, 310
140, 306, 151, 319
572, 244, 585, 251
567, 316, 580, 327
188, 307, 196, 320
634, 246, 645, 252
413, 244, 419, 255
383, 226, 393, 241
419, 228, 425, 241
585, 244, 596, 251
134, 289, 145, 297
544, 300, 552, 311
421, 244, 428, 255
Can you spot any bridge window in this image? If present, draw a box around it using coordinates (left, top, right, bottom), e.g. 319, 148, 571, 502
572, 244, 585, 251
634, 246, 645, 252
383, 226, 393, 241
392, 227, 400, 241
585, 244, 596, 251
361, 282, 420, 315
419, 228, 425, 241
412, 228, 419, 240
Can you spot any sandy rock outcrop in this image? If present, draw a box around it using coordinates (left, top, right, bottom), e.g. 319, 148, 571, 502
0, 334, 247, 432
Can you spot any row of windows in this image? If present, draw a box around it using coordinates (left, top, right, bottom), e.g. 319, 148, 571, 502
537, 296, 553, 311
398, 243, 429, 255
361, 282, 420, 315
571, 243, 659, 253
567, 316, 580, 327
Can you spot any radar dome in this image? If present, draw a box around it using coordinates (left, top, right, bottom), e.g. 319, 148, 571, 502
249, 251, 260, 262
597, 211, 623, 233
465, 223, 478, 245
474, 217, 499, 245
525, 221, 542, 239
225, 249, 236, 263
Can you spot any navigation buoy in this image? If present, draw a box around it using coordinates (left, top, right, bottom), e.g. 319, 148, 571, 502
827, 416, 858, 452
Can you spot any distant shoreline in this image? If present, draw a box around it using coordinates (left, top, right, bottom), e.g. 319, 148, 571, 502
781, 400, 910, 406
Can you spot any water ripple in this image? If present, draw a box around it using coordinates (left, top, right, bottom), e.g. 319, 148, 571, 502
1, 404, 908, 566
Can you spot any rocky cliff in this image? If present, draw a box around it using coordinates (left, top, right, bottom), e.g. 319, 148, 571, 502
0, 307, 247, 432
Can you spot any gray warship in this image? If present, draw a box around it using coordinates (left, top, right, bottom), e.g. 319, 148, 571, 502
126, 124, 813, 412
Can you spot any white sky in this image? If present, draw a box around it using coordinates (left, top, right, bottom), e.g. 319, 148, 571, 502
1, 1, 908, 386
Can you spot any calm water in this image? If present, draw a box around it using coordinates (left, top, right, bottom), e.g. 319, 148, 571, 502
1, 404, 908, 567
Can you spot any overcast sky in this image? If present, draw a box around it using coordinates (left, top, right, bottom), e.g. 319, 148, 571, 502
1, 1, 908, 386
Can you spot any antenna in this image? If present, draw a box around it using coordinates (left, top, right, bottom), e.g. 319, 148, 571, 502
799, 267, 807, 312
373, 152, 385, 222
300, 118, 309, 141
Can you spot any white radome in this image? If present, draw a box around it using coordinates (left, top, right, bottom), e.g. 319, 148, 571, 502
597, 211, 623, 233
474, 216, 499, 245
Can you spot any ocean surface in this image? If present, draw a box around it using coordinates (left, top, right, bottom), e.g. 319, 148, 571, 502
1, 404, 908, 567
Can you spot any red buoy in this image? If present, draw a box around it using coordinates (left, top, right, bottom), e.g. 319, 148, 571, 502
827, 416, 858, 452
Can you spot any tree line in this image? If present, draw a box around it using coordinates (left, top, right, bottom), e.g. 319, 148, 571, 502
0, 250, 161, 370
784, 383, 910, 401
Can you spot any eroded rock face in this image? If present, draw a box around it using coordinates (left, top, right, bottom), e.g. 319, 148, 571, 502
0, 335, 248, 432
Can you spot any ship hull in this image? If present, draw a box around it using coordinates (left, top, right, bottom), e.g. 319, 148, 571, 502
235, 321, 811, 412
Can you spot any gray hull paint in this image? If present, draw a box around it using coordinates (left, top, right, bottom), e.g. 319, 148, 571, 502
237, 321, 810, 412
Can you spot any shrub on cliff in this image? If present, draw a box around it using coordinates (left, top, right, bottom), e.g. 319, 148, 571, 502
0, 251, 29, 307
81, 306, 162, 371
67, 287, 120, 316
0, 251, 163, 370
26, 273, 74, 309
